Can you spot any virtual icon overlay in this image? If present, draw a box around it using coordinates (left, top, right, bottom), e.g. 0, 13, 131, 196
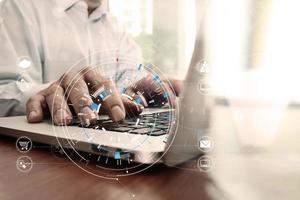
196, 60, 210, 74
198, 136, 214, 153
16, 156, 33, 173
16, 77, 31, 92
51, 51, 179, 179
16, 136, 33, 153
194, 60, 211, 96
198, 156, 213, 172
17, 56, 32, 70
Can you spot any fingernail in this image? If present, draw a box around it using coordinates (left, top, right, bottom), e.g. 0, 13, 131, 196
85, 118, 90, 126
90, 113, 96, 119
136, 104, 144, 112
111, 105, 125, 121
28, 111, 37, 120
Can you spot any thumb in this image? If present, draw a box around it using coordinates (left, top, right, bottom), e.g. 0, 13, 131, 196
121, 96, 144, 118
26, 93, 46, 123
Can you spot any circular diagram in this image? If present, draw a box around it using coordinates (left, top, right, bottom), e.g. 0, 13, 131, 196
51, 50, 179, 179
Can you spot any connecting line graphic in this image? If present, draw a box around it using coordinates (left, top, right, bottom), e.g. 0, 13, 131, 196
171, 165, 200, 172
16, 162, 73, 165
116, 178, 136, 199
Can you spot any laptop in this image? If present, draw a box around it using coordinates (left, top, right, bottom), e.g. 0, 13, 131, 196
0, 50, 211, 169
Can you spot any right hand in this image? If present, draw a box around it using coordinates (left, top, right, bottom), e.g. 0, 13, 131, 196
26, 67, 144, 126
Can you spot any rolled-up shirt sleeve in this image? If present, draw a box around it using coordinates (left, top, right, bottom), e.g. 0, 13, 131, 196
0, 0, 145, 117
0, 0, 48, 116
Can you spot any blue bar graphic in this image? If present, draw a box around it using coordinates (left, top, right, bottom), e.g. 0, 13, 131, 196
114, 151, 121, 160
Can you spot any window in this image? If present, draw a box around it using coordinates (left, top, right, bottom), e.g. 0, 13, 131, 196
109, 0, 196, 79
205, 0, 300, 103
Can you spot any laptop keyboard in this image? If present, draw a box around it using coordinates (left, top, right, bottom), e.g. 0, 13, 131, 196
75, 111, 174, 136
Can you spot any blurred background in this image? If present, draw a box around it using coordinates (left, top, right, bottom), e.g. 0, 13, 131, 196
109, 0, 196, 80
109, 0, 300, 104
109, 1, 300, 199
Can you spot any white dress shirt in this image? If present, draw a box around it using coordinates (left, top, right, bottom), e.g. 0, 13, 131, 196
0, 0, 142, 116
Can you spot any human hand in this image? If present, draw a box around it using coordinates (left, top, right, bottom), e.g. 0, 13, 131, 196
123, 75, 180, 108
26, 67, 144, 125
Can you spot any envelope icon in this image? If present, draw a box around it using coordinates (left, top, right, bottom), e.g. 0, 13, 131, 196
200, 140, 211, 149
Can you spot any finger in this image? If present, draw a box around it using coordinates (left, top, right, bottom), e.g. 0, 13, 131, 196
121, 96, 144, 118
26, 93, 46, 123
83, 67, 125, 122
61, 73, 96, 125
126, 75, 176, 107
123, 86, 148, 107
44, 82, 73, 126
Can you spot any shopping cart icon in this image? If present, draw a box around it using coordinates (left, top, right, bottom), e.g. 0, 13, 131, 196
16, 136, 32, 153
19, 141, 30, 151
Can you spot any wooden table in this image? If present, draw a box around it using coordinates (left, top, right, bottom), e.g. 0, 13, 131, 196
0, 104, 299, 200
0, 135, 211, 200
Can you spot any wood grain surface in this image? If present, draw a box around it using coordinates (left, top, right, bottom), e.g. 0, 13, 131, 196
0, 135, 211, 200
